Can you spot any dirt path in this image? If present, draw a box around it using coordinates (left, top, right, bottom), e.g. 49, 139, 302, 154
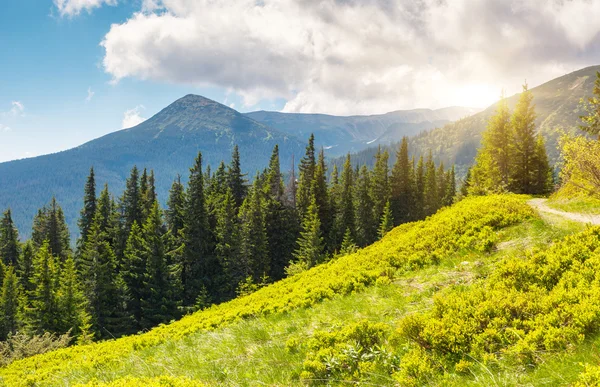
528, 198, 600, 225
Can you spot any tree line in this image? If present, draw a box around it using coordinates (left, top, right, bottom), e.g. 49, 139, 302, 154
0, 135, 456, 342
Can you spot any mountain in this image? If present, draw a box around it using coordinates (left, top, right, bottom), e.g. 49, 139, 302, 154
0, 95, 305, 239
246, 106, 478, 156
336, 65, 600, 176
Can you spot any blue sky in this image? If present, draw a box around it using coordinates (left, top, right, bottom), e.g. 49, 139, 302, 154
2, 0, 600, 163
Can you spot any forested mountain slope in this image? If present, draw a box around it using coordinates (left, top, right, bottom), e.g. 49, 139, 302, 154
342, 65, 600, 175
246, 106, 477, 157
0, 95, 305, 239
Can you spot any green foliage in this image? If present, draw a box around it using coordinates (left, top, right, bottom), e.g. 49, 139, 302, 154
391, 137, 415, 224
74, 376, 206, 387
559, 134, 600, 197
0, 209, 20, 267
290, 195, 324, 273
78, 167, 97, 249
299, 320, 398, 385
0, 195, 532, 386
31, 198, 71, 261
579, 71, 600, 138
378, 200, 394, 239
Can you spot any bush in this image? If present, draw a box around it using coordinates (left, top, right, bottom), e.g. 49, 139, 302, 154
0, 331, 71, 367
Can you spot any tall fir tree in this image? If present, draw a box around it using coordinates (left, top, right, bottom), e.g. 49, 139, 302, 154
296, 134, 317, 218
371, 146, 390, 224
78, 167, 97, 248
182, 152, 215, 306
121, 222, 146, 329
390, 137, 414, 225
140, 202, 178, 329
532, 135, 553, 194
313, 149, 330, 243
227, 145, 248, 209
355, 165, 376, 247
337, 154, 356, 245
328, 164, 343, 251
31, 198, 71, 261
437, 163, 447, 207
27, 242, 58, 333
0, 209, 20, 267
238, 177, 269, 283
423, 152, 438, 216
443, 166, 457, 206
166, 175, 186, 242
120, 166, 143, 238
291, 194, 324, 271
414, 156, 425, 220
17, 241, 35, 295
0, 266, 20, 340
510, 83, 538, 194
215, 189, 241, 296
57, 256, 89, 338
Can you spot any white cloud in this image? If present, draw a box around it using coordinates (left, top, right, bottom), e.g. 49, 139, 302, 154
54, 0, 117, 17
86, 87, 95, 102
122, 105, 146, 128
0, 124, 11, 132
1, 101, 25, 118
101, 0, 600, 114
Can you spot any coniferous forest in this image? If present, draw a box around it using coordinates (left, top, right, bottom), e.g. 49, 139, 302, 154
0, 135, 457, 342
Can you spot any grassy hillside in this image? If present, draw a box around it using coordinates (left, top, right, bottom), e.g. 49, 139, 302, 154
5, 194, 600, 386
0, 195, 534, 386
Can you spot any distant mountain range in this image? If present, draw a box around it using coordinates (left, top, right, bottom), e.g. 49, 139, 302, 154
246, 106, 478, 157
0, 95, 474, 240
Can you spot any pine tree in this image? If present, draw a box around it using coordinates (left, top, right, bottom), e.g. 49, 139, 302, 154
339, 228, 358, 255
121, 222, 146, 328
264, 145, 299, 281
460, 166, 472, 198
238, 178, 269, 283
17, 241, 35, 295
423, 152, 438, 216
328, 164, 343, 251
390, 138, 414, 225
166, 175, 186, 241
378, 200, 394, 239
78, 167, 97, 248
296, 134, 317, 217
355, 165, 376, 247
532, 135, 553, 194
32, 198, 71, 261
140, 202, 178, 329
120, 166, 143, 239
291, 194, 323, 271
215, 189, 241, 295
182, 152, 215, 305
510, 83, 538, 194
28, 242, 58, 333
313, 149, 330, 242
227, 145, 248, 209
0, 266, 20, 340
437, 163, 447, 207
57, 256, 89, 337
371, 146, 390, 224
414, 156, 425, 220
443, 166, 457, 206
0, 209, 20, 267
338, 154, 355, 243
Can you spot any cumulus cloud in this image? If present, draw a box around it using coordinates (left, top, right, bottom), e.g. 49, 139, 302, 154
0, 124, 11, 133
101, 0, 600, 114
86, 87, 95, 102
54, 0, 117, 17
122, 105, 146, 128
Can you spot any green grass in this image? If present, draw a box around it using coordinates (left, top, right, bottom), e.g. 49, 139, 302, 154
56, 214, 581, 386
547, 196, 600, 215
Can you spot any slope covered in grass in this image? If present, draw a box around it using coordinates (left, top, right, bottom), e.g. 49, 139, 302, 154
0, 195, 533, 386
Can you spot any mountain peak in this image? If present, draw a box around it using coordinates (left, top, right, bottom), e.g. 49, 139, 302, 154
173, 94, 226, 108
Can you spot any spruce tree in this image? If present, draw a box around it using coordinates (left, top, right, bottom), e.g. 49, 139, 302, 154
371, 146, 390, 224
423, 152, 438, 216
121, 222, 146, 328
338, 154, 355, 243
328, 164, 343, 251
120, 166, 143, 239
414, 156, 425, 220
227, 145, 248, 209
443, 166, 457, 206
0, 209, 20, 267
28, 242, 58, 333
0, 266, 20, 340
166, 175, 186, 241
57, 256, 89, 337
238, 178, 269, 283
391, 138, 414, 224
140, 202, 178, 329
532, 135, 553, 194
510, 83, 538, 194
215, 189, 241, 295
437, 163, 447, 207
291, 194, 323, 271
355, 165, 376, 247
378, 200, 394, 239
339, 228, 358, 255
182, 152, 215, 305
32, 198, 71, 261
313, 149, 330, 242
78, 167, 97, 248
296, 134, 317, 217
17, 241, 35, 295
